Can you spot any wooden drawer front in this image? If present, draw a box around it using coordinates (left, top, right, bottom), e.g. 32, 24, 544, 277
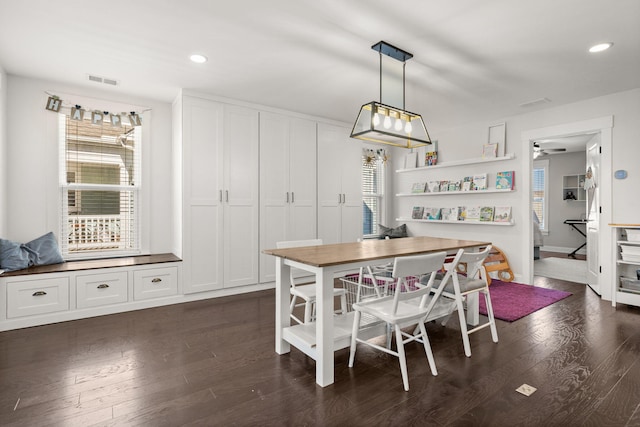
7, 277, 70, 318
133, 266, 178, 300
76, 271, 128, 309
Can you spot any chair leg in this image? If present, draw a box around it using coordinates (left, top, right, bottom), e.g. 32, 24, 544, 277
454, 295, 472, 357
339, 292, 347, 315
418, 322, 438, 376
304, 299, 313, 323
348, 310, 362, 368
395, 324, 409, 391
483, 290, 499, 343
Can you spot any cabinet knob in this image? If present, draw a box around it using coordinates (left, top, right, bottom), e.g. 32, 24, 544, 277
32, 291, 47, 297
97, 284, 110, 289
151, 278, 162, 283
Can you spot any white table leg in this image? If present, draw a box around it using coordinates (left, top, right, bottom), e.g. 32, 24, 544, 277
275, 257, 290, 354
466, 293, 479, 326
315, 267, 334, 387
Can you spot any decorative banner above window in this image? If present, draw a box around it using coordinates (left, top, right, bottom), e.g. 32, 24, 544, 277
44, 94, 144, 127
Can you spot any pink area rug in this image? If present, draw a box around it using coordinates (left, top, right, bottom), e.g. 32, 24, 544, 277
479, 279, 572, 322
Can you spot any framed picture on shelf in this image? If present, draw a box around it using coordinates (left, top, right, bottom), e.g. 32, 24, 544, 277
488, 122, 506, 157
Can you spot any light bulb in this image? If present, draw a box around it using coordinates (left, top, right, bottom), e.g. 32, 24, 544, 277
394, 116, 403, 131
383, 115, 391, 129
373, 113, 380, 126
405, 120, 412, 133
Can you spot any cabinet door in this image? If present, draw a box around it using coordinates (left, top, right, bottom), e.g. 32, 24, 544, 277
317, 123, 344, 244
224, 105, 260, 288
340, 130, 364, 243
182, 97, 224, 293
288, 118, 317, 242
259, 112, 291, 283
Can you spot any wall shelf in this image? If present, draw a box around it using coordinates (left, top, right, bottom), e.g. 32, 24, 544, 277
397, 217, 514, 226
396, 153, 515, 173
562, 174, 586, 201
397, 188, 515, 197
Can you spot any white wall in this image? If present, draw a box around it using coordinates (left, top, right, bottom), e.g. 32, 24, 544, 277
393, 88, 640, 283
4, 75, 174, 254
544, 151, 588, 251
0, 65, 6, 236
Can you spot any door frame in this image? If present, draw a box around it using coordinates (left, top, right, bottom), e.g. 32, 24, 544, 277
520, 116, 613, 300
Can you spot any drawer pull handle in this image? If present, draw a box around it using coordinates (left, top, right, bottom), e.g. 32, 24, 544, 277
151, 278, 162, 283
32, 291, 47, 297
97, 284, 110, 289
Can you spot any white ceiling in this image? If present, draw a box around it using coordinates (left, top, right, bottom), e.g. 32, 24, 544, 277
1, 0, 639, 132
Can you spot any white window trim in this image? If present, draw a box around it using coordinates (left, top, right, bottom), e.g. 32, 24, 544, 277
533, 158, 549, 234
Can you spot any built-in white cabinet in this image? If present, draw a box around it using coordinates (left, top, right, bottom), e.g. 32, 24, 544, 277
181, 96, 259, 293
612, 225, 640, 308
317, 123, 362, 244
259, 112, 317, 282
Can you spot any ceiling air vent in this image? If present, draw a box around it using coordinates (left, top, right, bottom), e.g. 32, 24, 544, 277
519, 97, 551, 108
87, 74, 118, 86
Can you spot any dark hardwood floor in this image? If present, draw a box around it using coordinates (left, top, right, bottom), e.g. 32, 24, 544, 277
1, 260, 639, 426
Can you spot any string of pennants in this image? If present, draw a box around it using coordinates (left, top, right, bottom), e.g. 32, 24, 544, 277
44, 94, 143, 127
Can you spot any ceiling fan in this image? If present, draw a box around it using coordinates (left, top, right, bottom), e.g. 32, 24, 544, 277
533, 141, 566, 157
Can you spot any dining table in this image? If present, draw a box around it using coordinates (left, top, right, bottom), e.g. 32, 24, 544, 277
263, 236, 491, 387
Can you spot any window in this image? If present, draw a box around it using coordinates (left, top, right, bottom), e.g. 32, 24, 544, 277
362, 148, 386, 238
532, 159, 549, 232
59, 114, 141, 257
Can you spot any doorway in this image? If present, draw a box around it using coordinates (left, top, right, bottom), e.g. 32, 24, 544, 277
520, 116, 613, 300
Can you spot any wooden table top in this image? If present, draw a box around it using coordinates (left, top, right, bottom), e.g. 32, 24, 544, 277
263, 236, 491, 267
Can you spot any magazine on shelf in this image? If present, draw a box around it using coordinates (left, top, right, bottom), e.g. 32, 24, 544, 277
423, 207, 442, 220
412, 206, 424, 219
427, 181, 441, 192
411, 182, 427, 193
479, 206, 495, 222
462, 176, 473, 191
465, 206, 481, 221
404, 152, 418, 169
441, 207, 458, 221
495, 171, 515, 190
494, 206, 512, 222
472, 173, 488, 191
425, 151, 438, 166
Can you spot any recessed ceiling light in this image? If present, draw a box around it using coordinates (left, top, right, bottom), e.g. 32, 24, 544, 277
190, 54, 208, 63
589, 42, 613, 53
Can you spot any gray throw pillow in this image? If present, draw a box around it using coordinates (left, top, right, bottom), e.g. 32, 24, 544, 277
0, 232, 64, 272
378, 223, 408, 239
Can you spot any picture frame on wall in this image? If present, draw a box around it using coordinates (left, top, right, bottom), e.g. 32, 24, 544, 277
488, 122, 506, 157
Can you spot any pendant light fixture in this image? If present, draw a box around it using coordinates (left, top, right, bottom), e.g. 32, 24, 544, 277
351, 41, 431, 149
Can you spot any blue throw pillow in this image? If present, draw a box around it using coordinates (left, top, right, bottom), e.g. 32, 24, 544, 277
0, 239, 30, 271
0, 232, 64, 272
25, 232, 64, 267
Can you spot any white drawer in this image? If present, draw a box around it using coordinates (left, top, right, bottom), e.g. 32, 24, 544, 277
76, 271, 128, 309
133, 266, 178, 301
6, 277, 70, 318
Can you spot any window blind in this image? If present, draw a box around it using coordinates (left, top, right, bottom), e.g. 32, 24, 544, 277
362, 154, 384, 237
532, 163, 547, 230
59, 114, 141, 257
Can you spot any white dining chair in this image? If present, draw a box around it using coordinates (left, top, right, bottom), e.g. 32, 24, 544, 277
348, 251, 447, 391
429, 246, 499, 357
276, 239, 348, 324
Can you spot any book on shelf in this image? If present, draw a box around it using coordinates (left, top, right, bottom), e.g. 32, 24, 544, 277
411, 182, 427, 193
479, 206, 495, 222
447, 180, 461, 192
472, 173, 488, 191
427, 181, 441, 192
423, 207, 442, 220
405, 152, 418, 169
441, 207, 458, 221
425, 151, 438, 166
462, 176, 473, 191
482, 143, 498, 159
465, 206, 481, 221
495, 171, 515, 190
412, 206, 424, 219
494, 206, 512, 222
457, 206, 467, 221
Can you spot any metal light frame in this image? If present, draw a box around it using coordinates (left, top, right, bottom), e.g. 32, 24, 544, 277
351, 41, 431, 149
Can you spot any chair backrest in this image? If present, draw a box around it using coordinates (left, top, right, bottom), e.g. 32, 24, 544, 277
455, 245, 492, 281
276, 239, 323, 286
389, 252, 447, 314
